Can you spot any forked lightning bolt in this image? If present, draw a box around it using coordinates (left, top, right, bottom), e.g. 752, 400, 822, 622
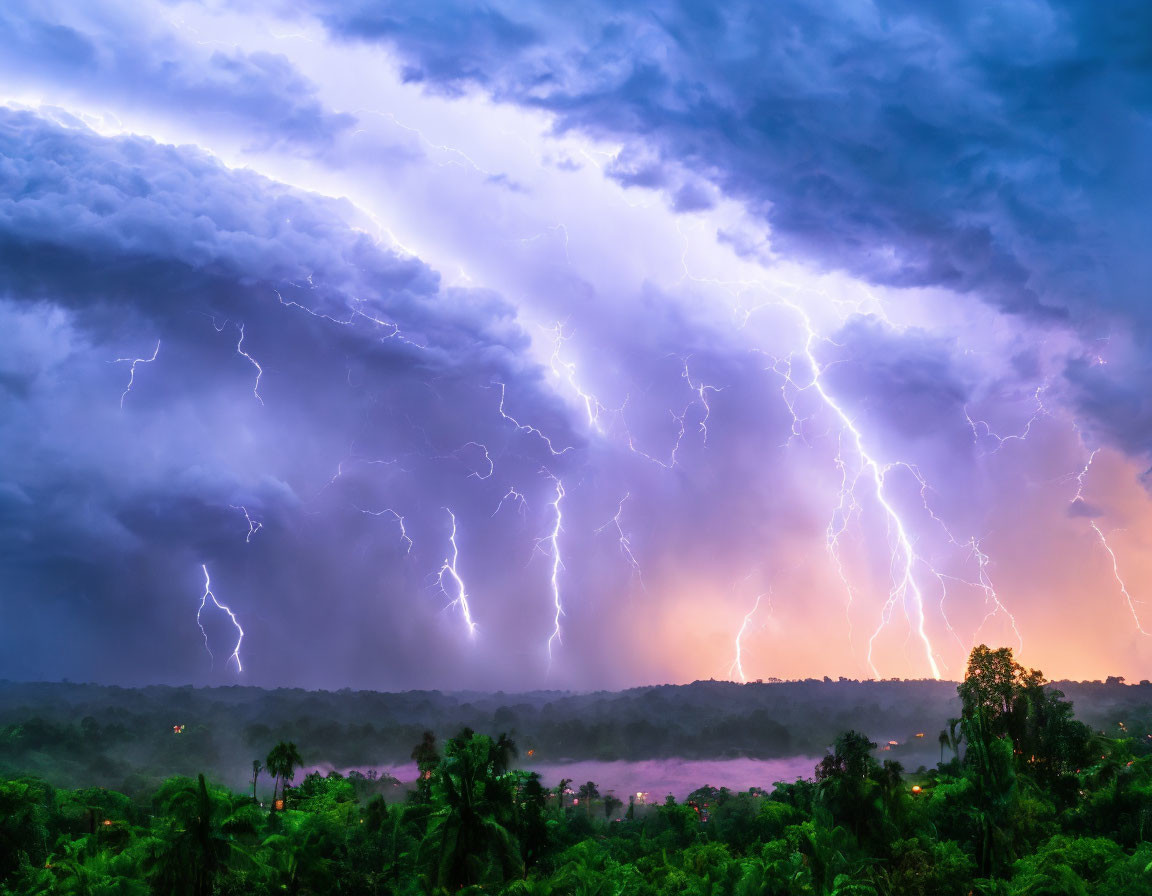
356, 506, 413, 553
1072, 450, 1151, 637
196, 565, 244, 672
1090, 523, 1152, 636
595, 492, 644, 588
772, 301, 942, 680
114, 340, 160, 408
494, 382, 574, 455
492, 487, 528, 518
235, 324, 264, 405
229, 505, 263, 543
435, 509, 477, 636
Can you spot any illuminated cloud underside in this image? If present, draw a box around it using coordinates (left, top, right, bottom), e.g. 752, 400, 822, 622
0, 0, 1150, 689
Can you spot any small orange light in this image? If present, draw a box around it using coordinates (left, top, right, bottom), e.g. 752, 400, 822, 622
911, 785, 921, 794
102, 819, 113, 826
527, 749, 534, 756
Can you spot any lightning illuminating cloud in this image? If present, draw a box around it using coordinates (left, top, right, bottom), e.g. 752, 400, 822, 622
434, 508, 477, 636
196, 564, 245, 672
113, 340, 160, 408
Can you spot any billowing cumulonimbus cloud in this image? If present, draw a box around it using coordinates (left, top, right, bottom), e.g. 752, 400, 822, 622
1, 1, 1150, 688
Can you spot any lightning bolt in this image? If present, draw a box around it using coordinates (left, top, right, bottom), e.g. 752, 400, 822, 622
1072, 450, 1151, 637
535, 471, 566, 661
492, 487, 528, 518
229, 505, 263, 543
434, 509, 477, 637
355, 505, 413, 553
681, 358, 722, 445
595, 492, 644, 588
1090, 522, 1152, 637
964, 384, 1049, 455
196, 564, 244, 672
271, 288, 424, 349
113, 340, 160, 408
455, 441, 495, 480
544, 322, 624, 434
771, 300, 943, 680
235, 324, 264, 405
729, 590, 768, 683
493, 381, 574, 455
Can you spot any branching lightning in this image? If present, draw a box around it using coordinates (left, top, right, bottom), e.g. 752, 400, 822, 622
544, 322, 625, 434
493, 381, 574, 455
229, 505, 263, 543
771, 300, 943, 680
595, 492, 644, 588
492, 487, 528, 518
235, 324, 264, 405
964, 384, 1049, 455
1090, 522, 1152, 637
434, 509, 477, 636
196, 564, 244, 672
356, 505, 413, 553
1072, 450, 1151, 637
114, 340, 160, 408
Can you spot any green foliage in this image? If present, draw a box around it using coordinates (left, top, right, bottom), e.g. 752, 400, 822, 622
0, 647, 1147, 895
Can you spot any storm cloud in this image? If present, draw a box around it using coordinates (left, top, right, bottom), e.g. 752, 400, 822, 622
1, 1, 1150, 687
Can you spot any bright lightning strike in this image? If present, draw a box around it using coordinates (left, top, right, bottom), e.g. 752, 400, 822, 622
196, 564, 244, 672
435, 509, 477, 636
235, 324, 263, 405
494, 381, 574, 455
113, 340, 160, 408
1090, 522, 1152, 637
964, 384, 1049, 455
356, 505, 413, 553
1072, 450, 1150, 637
729, 591, 766, 683
681, 358, 722, 445
229, 505, 263, 543
595, 492, 644, 588
772, 301, 943, 680
544, 322, 624, 434
536, 472, 566, 661
492, 487, 528, 518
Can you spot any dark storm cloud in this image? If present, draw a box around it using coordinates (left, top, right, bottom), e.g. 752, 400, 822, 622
0, 108, 819, 688
0, 0, 355, 152
313, 0, 1150, 312
823, 317, 971, 447
308, 0, 1152, 448
0, 108, 591, 687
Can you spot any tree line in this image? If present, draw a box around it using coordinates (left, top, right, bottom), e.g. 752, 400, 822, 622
0, 646, 1150, 894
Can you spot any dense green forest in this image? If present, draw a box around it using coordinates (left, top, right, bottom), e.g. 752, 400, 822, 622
1, 646, 1151, 894
2, 674, 1150, 793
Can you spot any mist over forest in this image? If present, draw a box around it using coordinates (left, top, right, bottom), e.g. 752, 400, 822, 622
3, 678, 1149, 794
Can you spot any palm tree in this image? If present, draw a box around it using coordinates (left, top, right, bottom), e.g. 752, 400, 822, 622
577, 781, 600, 815
938, 730, 949, 765
411, 731, 440, 803
144, 774, 260, 896
419, 731, 523, 889
250, 759, 262, 804
556, 778, 573, 814
266, 742, 304, 810
494, 732, 519, 774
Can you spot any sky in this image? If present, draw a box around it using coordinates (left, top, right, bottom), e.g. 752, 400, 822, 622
1, 0, 1151, 690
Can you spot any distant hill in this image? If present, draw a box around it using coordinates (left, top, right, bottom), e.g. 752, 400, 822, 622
0, 677, 1148, 794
